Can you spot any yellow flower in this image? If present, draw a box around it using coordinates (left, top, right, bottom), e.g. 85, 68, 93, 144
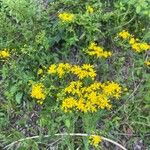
0, 50, 10, 58
57, 65, 65, 78
57, 63, 71, 78
37, 69, 43, 75
48, 63, 72, 78
131, 43, 141, 52
76, 98, 87, 112
71, 64, 96, 80
103, 81, 122, 99
118, 30, 149, 53
64, 81, 82, 92
145, 61, 150, 66
61, 97, 77, 112
118, 30, 131, 39
31, 83, 46, 103
131, 42, 149, 53
86, 6, 94, 14
87, 82, 103, 91
89, 42, 97, 49
89, 135, 102, 147
82, 64, 94, 71
139, 42, 149, 51
48, 64, 57, 74
87, 42, 112, 58
85, 101, 97, 112
48, 63, 96, 79
58, 12, 74, 22
97, 94, 112, 109
61, 80, 122, 113
129, 38, 136, 45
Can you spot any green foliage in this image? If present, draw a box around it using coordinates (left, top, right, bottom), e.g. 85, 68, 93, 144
0, 0, 150, 149
123, 0, 150, 17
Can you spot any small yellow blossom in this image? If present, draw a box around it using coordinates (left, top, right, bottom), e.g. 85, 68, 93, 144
129, 38, 136, 45
71, 64, 96, 80
139, 42, 149, 51
145, 61, 150, 66
103, 81, 122, 99
57, 63, 72, 78
96, 94, 112, 109
57, 65, 65, 78
48, 64, 57, 74
31, 83, 46, 104
86, 6, 94, 14
76, 98, 87, 112
58, 12, 74, 22
61, 97, 77, 112
0, 50, 10, 58
87, 42, 112, 58
82, 64, 94, 71
85, 101, 97, 112
118, 30, 131, 39
37, 69, 43, 75
131, 43, 140, 52
89, 135, 102, 147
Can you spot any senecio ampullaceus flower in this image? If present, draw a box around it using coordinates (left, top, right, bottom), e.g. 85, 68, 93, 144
0, 49, 10, 58
58, 12, 74, 22
31, 63, 124, 110
89, 135, 102, 147
61, 80, 122, 113
118, 30, 131, 39
86, 42, 112, 58
48, 63, 96, 80
47, 63, 123, 112
118, 30, 150, 53
86, 6, 94, 14
31, 83, 46, 104
145, 60, 150, 66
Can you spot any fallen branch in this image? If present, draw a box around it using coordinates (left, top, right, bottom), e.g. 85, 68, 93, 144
4, 133, 127, 150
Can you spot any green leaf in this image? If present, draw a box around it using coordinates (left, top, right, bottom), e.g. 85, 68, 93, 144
10, 85, 18, 94
65, 119, 70, 128
136, 6, 141, 13
15, 92, 23, 104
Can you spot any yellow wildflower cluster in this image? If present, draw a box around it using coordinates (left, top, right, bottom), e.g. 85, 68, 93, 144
118, 30, 131, 39
131, 42, 149, 53
118, 30, 150, 52
61, 80, 122, 113
58, 12, 74, 22
103, 81, 122, 99
89, 135, 102, 147
31, 83, 46, 104
87, 42, 112, 58
48, 63, 96, 79
86, 6, 94, 14
145, 60, 150, 66
0, 49, 10, 58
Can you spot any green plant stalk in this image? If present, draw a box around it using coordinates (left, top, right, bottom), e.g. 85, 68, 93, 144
66, 113, 75, 150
